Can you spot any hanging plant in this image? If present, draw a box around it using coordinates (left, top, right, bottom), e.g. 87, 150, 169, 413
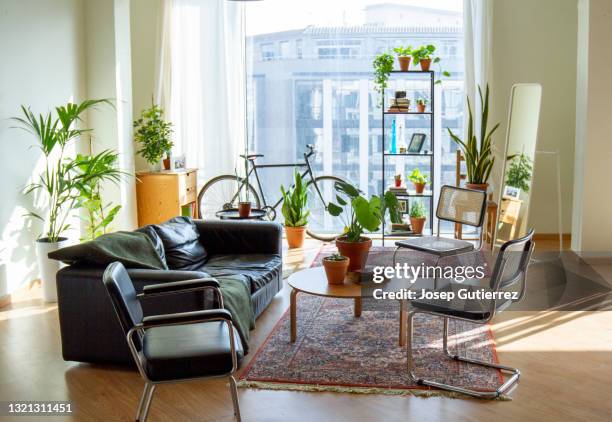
372, 52, 395, 105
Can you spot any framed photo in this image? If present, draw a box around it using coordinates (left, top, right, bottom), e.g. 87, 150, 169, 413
398, 199, 408, 213
408, 133, 427, 153
171, 154, 186, 171
504, 185, 521, 199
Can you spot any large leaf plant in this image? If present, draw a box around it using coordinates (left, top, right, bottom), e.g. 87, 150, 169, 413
280, 170, 310, 227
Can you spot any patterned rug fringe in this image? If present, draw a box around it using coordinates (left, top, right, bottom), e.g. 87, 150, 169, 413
237, 380, 511, 401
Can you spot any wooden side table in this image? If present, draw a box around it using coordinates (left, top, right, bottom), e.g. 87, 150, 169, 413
135, 169, 198, 226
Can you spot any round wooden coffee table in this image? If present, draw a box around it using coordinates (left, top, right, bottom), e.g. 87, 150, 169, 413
287, 267, 363, 343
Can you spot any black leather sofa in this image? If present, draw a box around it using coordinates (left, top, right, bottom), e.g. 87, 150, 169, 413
56, 218, 283, 366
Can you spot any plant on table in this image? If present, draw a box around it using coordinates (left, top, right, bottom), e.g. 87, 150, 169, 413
133, 101, 173, 171
393, 45, 412, 71
322, 253, 350, 285
409, 200, 427, 235
505, 153, 533, 194
408, 168, 429, 194
372, 52, 395, 106
280, 170, 310, 248
411, 44, 451, 83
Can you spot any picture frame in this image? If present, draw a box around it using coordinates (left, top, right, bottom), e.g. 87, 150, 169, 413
408, 133, 427, 153
171, 154, 186, 171
504, 185, 521, 199
398, 199, 408, 213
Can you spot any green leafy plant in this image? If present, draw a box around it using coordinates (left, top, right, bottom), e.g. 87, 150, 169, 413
74, 150, 127, 240
12, 99, 115, 242
506, 153, 533, 192
133, 101, 173, 166
372, 52, 395, 100
323, 253, 348, 262
327, 182, 395, 242
393, 45, 412, 57
411, 44, 451, 83
448, 85, 500, 185
280, 170, 310, 227
408, 168, 428, 185
409, 200, 427, 218
416, 98, 429, 106
385, 190, 402, 224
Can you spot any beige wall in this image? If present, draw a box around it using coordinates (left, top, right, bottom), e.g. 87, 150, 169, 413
492, 0, 578, 235
0, 0, 86, 293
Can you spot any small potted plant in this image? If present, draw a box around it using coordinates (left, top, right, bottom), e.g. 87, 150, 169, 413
235, 166, 252, 218
393, 45, 412, 71
372, 52, 395, 105
411, 45, 451, 83
280, 171, 310, 248
394, 174, 402, 187
133, 101, 173, 172
409, 200, 427, 235
416, 98, 428, 113
408, 168, 428, 194
322, 254, 350, 285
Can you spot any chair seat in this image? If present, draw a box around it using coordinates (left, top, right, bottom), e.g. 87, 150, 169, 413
143, 321, 244, 382
395, 236, 474, 257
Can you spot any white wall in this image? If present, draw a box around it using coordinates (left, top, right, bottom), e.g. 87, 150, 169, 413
0, 0, 86, 294
492, 0, 578, 235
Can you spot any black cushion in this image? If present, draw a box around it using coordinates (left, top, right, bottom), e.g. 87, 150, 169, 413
202, 254, 282, 293
136, 225, 167, 264
143, 321, 244, 382
153, 217, 207, 270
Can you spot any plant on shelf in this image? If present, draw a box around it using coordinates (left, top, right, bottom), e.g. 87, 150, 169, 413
372, 52, 395, 105
505, 153, 533, 194
393, 45, 412, 71
409, 200, 427, 235
322, 253, 350, 285
416, 98, 429, 113
394, 174, 402, 187
280, 170, 310, 249
133, 101, 173, 171
448, 84, 500, 191
411, 44, 451, 83
327, 182, 395, 271
408, 168, 429, 194
12, 99, 115, 302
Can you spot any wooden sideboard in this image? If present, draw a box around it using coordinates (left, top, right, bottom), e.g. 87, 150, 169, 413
136, 169, 198, 226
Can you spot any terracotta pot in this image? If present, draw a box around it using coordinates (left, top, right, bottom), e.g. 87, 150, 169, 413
417, 103, 426, 113
394, 178, 402, 187
238, 202, 251, 218
398, 56, 411, 71
466, 183, 489, 192
414, 182, 426, 194
410, 217, 426, 235
285, 226, 306, 249
163, 157, 170, 170
335, 236, 372, 272
323, 257, 350, 285
420, 58, 432, 71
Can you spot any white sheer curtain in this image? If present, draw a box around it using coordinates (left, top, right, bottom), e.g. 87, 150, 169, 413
463, 0, 493, 110
167, 0, 245, 183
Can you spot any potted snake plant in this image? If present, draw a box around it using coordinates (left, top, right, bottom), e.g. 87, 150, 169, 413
280, 170, 310, 248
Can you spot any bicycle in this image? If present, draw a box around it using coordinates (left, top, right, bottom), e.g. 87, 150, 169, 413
197, 144, 346, 241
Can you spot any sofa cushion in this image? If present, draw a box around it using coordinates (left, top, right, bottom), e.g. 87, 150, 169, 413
153, 217, 207, 270
136, 225, 166, 264
202, 254, 282, 294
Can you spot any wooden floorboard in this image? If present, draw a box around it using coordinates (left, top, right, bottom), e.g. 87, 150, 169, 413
0, 238, 611, 421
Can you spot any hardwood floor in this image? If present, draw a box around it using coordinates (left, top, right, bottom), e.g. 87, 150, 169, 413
1, 238, 611, 421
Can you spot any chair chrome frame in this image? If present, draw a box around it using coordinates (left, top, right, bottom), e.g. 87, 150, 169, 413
405, 235, 535, 398
127, 280, 240, 422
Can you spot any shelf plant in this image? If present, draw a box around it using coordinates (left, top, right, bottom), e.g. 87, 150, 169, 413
448, 84, 500, 191
409, 200, 427, 235
416, 98, 429, 113
280, 170, 310, 248
411, 44, 451, 83
133, 101, 173, 171
505, 153, 533, 194
394, 174, 402, 187
393, 45, 412, 71
322, 253, 349, 285
408, 168, 429, 194
372, 52, 395, 106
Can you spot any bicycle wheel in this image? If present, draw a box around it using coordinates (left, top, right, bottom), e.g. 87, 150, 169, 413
197, 175, 261, 219
305, 175, 347, 241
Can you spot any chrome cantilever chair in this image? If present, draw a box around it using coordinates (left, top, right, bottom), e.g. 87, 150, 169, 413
394, 185, 488, 267
103, 262, 242, 422
406, 229, 535, 398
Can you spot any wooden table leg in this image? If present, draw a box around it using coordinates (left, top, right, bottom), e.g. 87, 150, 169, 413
354, 297, 362, 317
290, 289, 298, 342
399, 299, 407, 347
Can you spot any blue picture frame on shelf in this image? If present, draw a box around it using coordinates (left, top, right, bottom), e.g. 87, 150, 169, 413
408, 133, 426, 153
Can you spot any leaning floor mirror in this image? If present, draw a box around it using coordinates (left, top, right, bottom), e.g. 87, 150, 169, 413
493, 83, 542, 247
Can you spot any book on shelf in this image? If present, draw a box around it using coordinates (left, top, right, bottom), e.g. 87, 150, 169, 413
388, 186, 408, 194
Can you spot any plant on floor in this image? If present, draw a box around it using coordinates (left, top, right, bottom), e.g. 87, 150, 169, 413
280, 170, 310, 248
411, 44, 450, 83
372, 52, 395, 103
133, 101, 173, 169
393, 45, 412, 71
448, 84, 500, 189
506, 153, 533, 192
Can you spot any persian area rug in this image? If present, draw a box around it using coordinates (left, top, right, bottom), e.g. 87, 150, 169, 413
238, 246, 505, 399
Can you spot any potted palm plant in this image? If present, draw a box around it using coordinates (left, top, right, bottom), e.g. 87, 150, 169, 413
409, 200, 427, 235
280, 171, 310, 248
393, 45, 412, 71
12, 99, 116, 302
322, 253, 350, 285
408, 168, 428, 194
133, 101, 173, 171
448, 85, 500, 191
327, 182, 396, 271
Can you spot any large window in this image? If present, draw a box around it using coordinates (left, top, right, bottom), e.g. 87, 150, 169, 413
246, 0, 464, 232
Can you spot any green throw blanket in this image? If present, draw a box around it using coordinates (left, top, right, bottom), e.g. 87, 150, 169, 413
218, 275, 256, 353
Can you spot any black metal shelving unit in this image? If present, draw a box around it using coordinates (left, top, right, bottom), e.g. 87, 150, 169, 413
381, 70, 435, 246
